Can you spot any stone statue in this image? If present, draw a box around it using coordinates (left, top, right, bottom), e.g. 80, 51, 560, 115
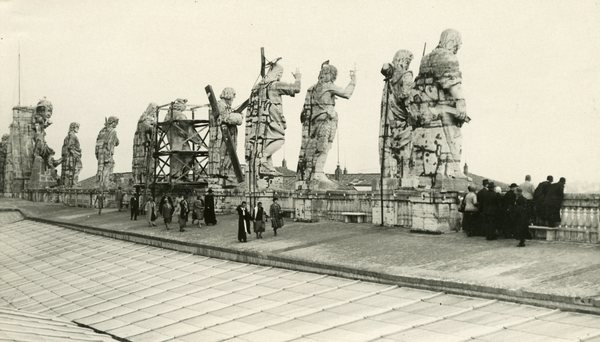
61, 122, 82, 187
95, 116, 119, 189
379, 50, 416, 180
132, 103, 158, 184
165, 98, 201, 181
209, 88, 242, 178
408, 29, 470, 179
297, 61, 356, 185
33, 98, 59, 172
245, 62, 301, 176
0, 134, 8, 192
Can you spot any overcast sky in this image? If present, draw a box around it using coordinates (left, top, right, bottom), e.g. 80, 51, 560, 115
1, 0, 599, 188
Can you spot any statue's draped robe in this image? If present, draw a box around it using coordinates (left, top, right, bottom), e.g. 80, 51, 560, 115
95, 126, 119, 189
61, 131, 82, 186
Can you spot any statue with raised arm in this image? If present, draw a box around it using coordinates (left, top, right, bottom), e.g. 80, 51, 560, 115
297, 61, 356, 185
61, 122, 82, 187
165, 98, 201, 182
408, 29, 470, 179
132, 103, 158, 184
209, 87, 242, 178
32, 98, 58, 172
95, 116, 119, 189
379, 50, 416, 180
245, 61, 301, 176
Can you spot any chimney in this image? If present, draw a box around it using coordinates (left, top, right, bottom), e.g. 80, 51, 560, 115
343, 166, 348, 175
281, 158, 287, 169
463, 163, 469, 175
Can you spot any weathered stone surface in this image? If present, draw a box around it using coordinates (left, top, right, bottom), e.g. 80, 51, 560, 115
61, 122, 82, 187
164, 98, 201, 182
3, 107, 34, 193
95, 116, 119, 190
296, 61, 356, 189
208, 88, 242, 179
245, 62, 301, 178
0, 134, 8, 194
132, 103, 157, 185
380, 29, 470, 190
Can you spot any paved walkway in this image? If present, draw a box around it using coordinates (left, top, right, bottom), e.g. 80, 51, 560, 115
3, 198, 600, 315
2, 214, 600, 341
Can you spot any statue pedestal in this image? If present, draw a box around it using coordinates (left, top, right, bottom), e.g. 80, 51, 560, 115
28, 156, 58, 189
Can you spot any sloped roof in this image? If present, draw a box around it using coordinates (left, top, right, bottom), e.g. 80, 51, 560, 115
0, 307, 116, 341
78, 172, 135, 190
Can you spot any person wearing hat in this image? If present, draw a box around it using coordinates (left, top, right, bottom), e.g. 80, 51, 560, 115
513, 188, 530, 247
204, 188, 217, 225
501, 183, 519, 238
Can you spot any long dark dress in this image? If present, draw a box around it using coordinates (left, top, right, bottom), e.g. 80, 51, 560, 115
533, 181, 552, 224
479, 190, 499, 240
544, 182, 565, 227
514, 196, 530, 245
236, 205, 250, 242
204, 193, 217, 225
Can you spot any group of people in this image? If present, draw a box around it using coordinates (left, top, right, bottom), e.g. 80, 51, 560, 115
461, 175, 566, 247
236, 197, 285, 243
151, 189, 218, 231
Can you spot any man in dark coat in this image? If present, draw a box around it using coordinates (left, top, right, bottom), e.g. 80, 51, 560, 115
502, 183, 518, 238
270, 197, 284, 236
513, 188, 530, 247
479, 182, 499, 240
474, 179, 489, 236
533, 175, 553, 225
130, 192, 139, 220
179, 195, 189, 232
204, 188, 217, 225
545, 177, 566, 227
236, 201, 251, 242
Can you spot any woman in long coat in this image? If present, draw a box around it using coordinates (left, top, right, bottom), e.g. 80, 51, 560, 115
269, 197, 284, 236
204, 189, 217, 225
144, 197, 157, 227
159, 195, 173, 229
236, 201, 250, 242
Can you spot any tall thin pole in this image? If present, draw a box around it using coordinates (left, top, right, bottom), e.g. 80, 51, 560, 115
18, 42, 21, 106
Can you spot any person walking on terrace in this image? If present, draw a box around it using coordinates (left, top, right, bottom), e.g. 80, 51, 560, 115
270, 197, 284, 236
204, 189, 217, 225
252, 201, 267, 239
144, 196, 157, 227
178, 195, 189, 232
236, 201, 251, 242
513, 188, 530, 247
130, 192, 139, 220
159, 194, 174, 230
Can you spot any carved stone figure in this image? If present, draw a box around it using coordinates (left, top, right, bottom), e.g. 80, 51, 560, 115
408, 29, 470, 179
132, 103, 158, 184
95, 116, 119, 189
61, 122, 82, 187
297, 61, 356, 185
379, 50, 416, 180
209, 88, 242, 178
0, 134, 8, 192
165, 98, 201, 181
33, 98, 58, 172
245, 62, 301, 176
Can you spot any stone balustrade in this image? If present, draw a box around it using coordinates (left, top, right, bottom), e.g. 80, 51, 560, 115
554, 193, 600, 243
5, 189, 599, 243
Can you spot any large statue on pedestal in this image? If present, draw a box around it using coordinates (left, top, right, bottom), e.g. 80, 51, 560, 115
208, 88, 243, 178
61, 122, 82, 187
380, 50, 415, 180
33, 98, 61, 175
408, 29, 470, 180
132, 103, 158, 184
95, 116, 119, 189
297, 61, 356, 186
165, 98, 201, 182
245, 62, 301, 177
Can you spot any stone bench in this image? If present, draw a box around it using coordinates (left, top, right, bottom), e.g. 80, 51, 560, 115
281, 209, 295, 219
529, 225, 559, 241
341, 212, 367, 223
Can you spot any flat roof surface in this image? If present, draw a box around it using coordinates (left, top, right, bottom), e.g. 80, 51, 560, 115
2, 213, 600, 341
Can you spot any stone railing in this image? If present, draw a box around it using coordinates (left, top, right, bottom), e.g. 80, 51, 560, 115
555, 193, 600, 243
